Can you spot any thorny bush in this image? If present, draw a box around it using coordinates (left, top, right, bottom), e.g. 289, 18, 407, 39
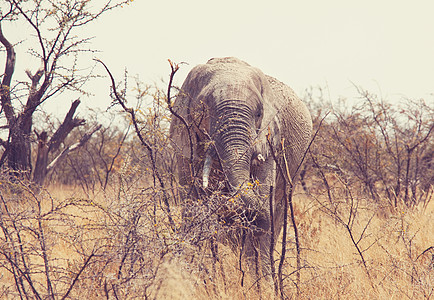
302, 86, 433, 209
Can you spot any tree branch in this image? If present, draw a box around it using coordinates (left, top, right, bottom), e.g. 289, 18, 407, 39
409, 122, 434, 152
0, 2, 14, 22
46, 124, 101, 174
266, 133, 298, 297
0, 22, 16, 122
11, 0, 47, 65
61, 253, 96, 300
48, 99, 84, 153
95, 58, 176, 231
166, 59, 196, 174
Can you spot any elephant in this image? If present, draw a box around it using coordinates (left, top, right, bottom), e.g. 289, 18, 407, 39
169, 57, 312, 277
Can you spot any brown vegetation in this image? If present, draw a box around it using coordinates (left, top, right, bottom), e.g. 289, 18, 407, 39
1, 65, 432, 298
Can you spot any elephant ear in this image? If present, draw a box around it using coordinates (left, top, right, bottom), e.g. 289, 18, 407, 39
252, 69, 281, 160
169, 64, 211, 159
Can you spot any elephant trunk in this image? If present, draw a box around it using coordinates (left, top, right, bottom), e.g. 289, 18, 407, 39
212, 100, 254, 190
210, 100, 271, 232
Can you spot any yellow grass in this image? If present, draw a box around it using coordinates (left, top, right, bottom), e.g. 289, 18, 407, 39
1, 181, 432, 299
294, 192, 434, 299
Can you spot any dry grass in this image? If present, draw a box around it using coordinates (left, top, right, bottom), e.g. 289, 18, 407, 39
295, 191, 434, 299
0, 179, 432, 299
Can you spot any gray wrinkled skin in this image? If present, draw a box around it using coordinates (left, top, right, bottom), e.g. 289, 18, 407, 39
170, 57, 312, 277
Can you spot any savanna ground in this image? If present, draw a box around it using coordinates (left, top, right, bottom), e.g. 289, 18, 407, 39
1, 173, 433, 299
1, 83, 433, 299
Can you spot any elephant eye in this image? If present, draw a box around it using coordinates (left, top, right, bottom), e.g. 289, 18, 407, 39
255, 109, 262, 120
255, 110, 263, 130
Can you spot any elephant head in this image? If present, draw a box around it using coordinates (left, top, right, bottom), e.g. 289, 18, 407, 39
170, 57, 312, 276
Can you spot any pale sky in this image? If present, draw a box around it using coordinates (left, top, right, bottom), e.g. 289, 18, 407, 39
3, 0, 434, 116
92, 0, 434, 105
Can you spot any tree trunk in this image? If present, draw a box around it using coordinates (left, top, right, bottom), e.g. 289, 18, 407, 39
33, 132, 49, 186
7, 120, 32, 179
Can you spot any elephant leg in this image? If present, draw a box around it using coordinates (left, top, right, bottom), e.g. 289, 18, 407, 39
242, 230, 274, 290
273, 176, 287, 242
242, 230, 265, 277
237, 156, 277, 286
254, 157, 277, 275
175, 155, 200, 233
174, 156, 190, 203
176, 154, 203, 200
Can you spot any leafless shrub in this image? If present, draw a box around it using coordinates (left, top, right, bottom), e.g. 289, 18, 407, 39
295, 86, 434, 299
0, 174, 101, 299
47, 117, 133, 194
302, 86, 433, 209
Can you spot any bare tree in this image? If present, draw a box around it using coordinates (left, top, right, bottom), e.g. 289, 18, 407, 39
0, 0, 130, 185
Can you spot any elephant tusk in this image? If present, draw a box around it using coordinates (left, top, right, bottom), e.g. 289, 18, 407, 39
252, 153, 266, 166
202, 153, 212, 188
